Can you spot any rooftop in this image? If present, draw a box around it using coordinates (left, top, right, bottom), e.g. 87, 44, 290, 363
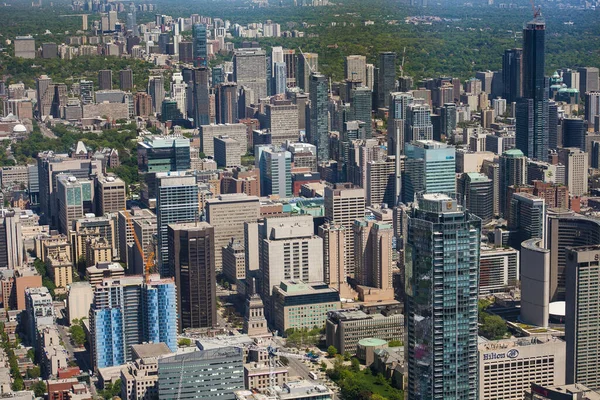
132, 342, 173, 360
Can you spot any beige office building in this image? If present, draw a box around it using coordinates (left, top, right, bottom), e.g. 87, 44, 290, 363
96, 175, 126, 215
205, 194, 260, 271
353, 219, 393, 294
345, 55, 367, 85
318, 223, 347, 293
558, 147, 588, 197
478, 336, 566, 400
324, 183, 366, 278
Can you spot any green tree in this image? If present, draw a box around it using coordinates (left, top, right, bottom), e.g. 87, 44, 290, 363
327, 345, 338, 358
388, 340, 403, 347
479, 313, 507, 340
27, 366, 41, 379
343, 351, 351, 361
351, 357, 361, 372
31, 380, 46, 397
178, 338, 192, 347
69, 324, 86, 347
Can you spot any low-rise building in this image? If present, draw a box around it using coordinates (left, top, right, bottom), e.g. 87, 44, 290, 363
120, 343, 172, 400
244, 362, 288, 392
478, 335, 566, 400
525, 383, 600, 400
272, 281, 341, 333
235, 380, 333, 400
326, 305, 404, 355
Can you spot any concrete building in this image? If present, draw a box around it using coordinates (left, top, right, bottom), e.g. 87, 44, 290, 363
67, 281, 93, 324
479, 245, 520, 294
56, 175, 94, 235
525, 383, 600, 400
14, 36, 36, 59
458, 172, 494, 224
353, 219, 394, 300
509, 193, 545, 246
324, 183, 366, 278
272, 281, 340, 333
205, 194, 260, 271
222, 238, 245, 284
25, 286, 54, 346
558, 147, 588, 197
520, 238, 550, 327
326, 305, 404, 355
168, 222, 216, 331
214, 136, 242, 168
499, 149, 528, 217
478, 336, 566, 400
257, 215, 324, 316
366, 159, 395, 207
566, 245, 600, 391
345, 55, 367, 85
257, 145, 292, 198
244, 362, 288, 392
120, 344, 172, 400
318, 223, 348, 295
136, 135, 191, 174
96, 175, 126, 215
117, 208, 156, 267
233, 48, 267, 105
158, 347, 244, 399
200, 123, 247, 158
0, 209, 25, 269
235, 380, 333, 400
266, 102, 299, 147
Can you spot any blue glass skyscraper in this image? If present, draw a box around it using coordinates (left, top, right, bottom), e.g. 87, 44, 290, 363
273, 61, 287, 95
192, 24, 208, 67
143, 277, 178, 352
406, 193, 481, 400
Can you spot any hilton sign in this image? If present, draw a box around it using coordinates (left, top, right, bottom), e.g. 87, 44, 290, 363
483, 349, 520, 361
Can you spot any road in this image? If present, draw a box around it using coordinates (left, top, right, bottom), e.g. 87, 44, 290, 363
53, 302, 97, 397
38, 123, 57, 138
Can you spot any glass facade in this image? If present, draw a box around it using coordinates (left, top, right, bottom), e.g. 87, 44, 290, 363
192, 24, 207, 67
309, 73, 329, 162
406, 195, 481, 400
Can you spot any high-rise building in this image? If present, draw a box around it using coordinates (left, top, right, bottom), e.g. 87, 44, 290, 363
80, 80, 94, 105
25, 287, 54, 346
558, 147, 588, 197
376, 52, 397, 109
156, 172, 199, 276
256, 145, 292, 198
578, 67, 600, 94
90, 275, 177, 369
585, 91, 600, 124
273, 61, 287, 95
520, 238, 550, 327
403, 140, 456, 203
516, 20, 549, 160
0, 210, 24, 269
406, 193, 480, 400
205, 194, 260, 271
14, 36, 36, 59
168, 222, 216, 331
119, 69, 134, 91
215, 83, 238, 124
562, 118, 585, 151
96, 175, 126, 215
509, 193, 545, 246
136, 135, 191, 174
319, 223, 346, 293
458, 172, 494, 224
56, 175, 94, 235
98, 70, 113, 91
191, 67, 210, 126
214, 136, 242, 168
170, 72, 188, 118
353, 219, 394, 293
258, 215, 324, 318
297, 52, 318, 91
350, 87, 373, 138
499, 149, 528, 216
345, 55, 367, 85
192, 23, 208, 67
479, 245, 520, 295
366, 158, 395, 207
566, 245, 600, 391
266, 102, 299, 147
406, 103, 434, 142
309, 73, 329, 162
324, 183, 365, 278
233, 48, 267, 105
147, 75, 165, 114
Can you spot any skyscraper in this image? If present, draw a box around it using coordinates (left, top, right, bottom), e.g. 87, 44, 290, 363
233, 48, 267, 105
566, 245, 600, 391
376, 52, 397, 109
168, 222, 216, 331
256, 145, 292, 198
508, 193, 545, 246
345, 55, 367, 85
324, 183, 366, 278
273, 61, 287, 95
406, 103, 434, 142
192, 67, 210, 126
502, 49, 523, 104
578, 67, 600, 94
216, 83, 238, 124
119, 69, 134, 91
350, 87, 373, 138
403, 140, 456, 204
585, 91, 600, 124
458, 172, 494, 224
98, 70, 113, 91
516, 19, 549, 160
148, 75, 165, 114
156, 172, 199, 276
499, 149, 528, 216
297, 52, 318, 91
562, 118, 585, 150
558, 147, 588, 197
80, 80, 94, 105
406, 193, 480, 400
192, 23, 208, 67
309, 73, 329, 162
353, 219, 394, 293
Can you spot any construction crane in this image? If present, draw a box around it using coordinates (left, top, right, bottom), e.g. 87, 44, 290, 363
124, 210, 155, 282
400, 47, 407, 78
530, 0, 541, 19
298, 47, 316, 75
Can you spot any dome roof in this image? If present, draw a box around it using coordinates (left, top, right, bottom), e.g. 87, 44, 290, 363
12, 124, 27, 133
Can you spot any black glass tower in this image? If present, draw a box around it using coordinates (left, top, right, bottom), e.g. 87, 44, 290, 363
516, 19, 549, 161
